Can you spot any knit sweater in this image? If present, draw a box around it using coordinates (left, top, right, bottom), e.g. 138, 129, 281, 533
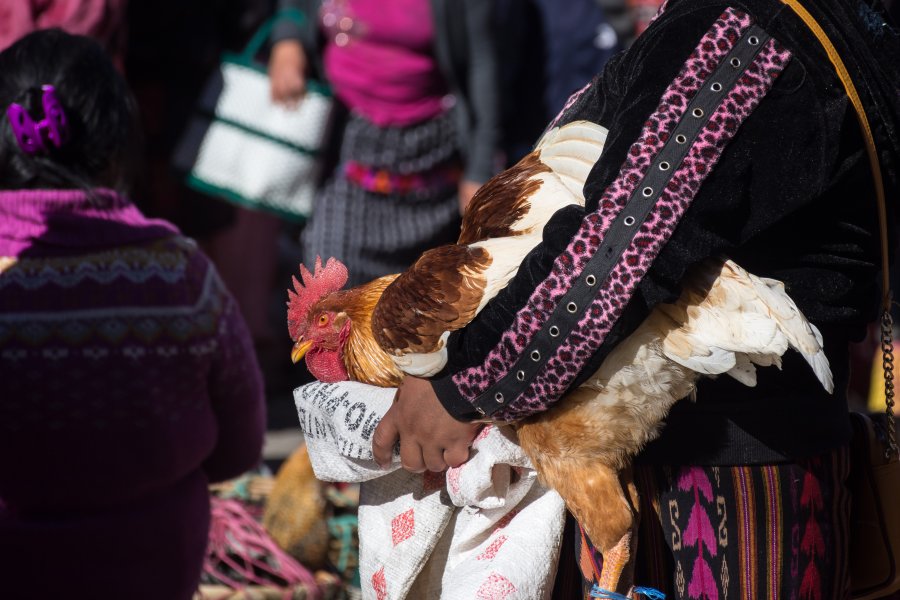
0, 189, 266, 599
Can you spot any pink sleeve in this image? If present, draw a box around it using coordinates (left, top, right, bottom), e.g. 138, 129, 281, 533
0, 2, 36, 52
0, 0, 127, 65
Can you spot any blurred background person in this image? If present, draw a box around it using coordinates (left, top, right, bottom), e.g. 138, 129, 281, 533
268, 0, 501, 287
495, 0, 624, 164
0, 0, 127, 68
0, 30, 265, 599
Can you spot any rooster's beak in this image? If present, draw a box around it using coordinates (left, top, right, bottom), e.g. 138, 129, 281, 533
291, 339, 314, 364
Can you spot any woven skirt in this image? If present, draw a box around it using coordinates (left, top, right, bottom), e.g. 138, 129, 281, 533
567, 448, 852, 600
302, 111, 462, 287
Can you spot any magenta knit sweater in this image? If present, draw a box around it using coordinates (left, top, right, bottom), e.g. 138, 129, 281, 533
0, 189, 266, 599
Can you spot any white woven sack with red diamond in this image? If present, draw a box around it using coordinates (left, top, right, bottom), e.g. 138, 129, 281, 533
294, 382, 566, 600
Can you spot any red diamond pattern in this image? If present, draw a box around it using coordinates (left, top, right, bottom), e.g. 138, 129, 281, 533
447, 466, 462, 495
477, 535, 509, 561
391, 508, 416, 546
372, 566, 387, 600
476, 572, 517, 599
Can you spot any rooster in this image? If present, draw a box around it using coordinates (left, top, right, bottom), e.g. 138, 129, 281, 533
288, 121, 609, 382
287, 120, 833, 591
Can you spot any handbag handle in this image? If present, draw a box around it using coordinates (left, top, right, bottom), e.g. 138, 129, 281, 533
242, 8, 306, 61
779, 0, 898, 458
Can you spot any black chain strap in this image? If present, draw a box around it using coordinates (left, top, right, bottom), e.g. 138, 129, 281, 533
880, 308, 899, 459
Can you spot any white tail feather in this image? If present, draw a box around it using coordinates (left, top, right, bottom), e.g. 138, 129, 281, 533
660, 259, 833, 394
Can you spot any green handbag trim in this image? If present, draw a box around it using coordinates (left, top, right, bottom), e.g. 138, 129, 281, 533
184, 175, 310, 224
194, 111, 324, 156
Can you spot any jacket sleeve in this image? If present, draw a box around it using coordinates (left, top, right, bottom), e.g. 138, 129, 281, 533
431, 0, 814, 422
202, 272, 267, 483
271, 0, 303, 42
460, 0, 501, 184
271, 0, 320, 53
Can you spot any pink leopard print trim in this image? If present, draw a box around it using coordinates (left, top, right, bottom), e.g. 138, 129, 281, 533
452, 9, 792, 420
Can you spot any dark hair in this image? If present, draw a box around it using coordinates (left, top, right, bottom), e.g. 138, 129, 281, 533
0, 29, 140, 192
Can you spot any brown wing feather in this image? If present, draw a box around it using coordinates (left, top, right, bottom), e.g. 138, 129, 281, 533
457, 151, 549, 245
371, 244, 491, 355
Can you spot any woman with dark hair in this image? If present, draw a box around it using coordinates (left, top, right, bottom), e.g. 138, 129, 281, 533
0, 30, 266, 599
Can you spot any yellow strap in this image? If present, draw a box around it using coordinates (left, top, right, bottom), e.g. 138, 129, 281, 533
779, 0, 891, 311
779, 0, 897, 453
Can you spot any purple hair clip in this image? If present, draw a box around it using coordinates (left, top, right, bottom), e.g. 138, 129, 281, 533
5, 85, 70, 156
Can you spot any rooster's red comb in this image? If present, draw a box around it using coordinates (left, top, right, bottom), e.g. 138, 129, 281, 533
286, 256, 349, 340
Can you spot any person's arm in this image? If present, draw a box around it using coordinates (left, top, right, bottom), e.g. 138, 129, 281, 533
269, 0, 316, 105
458, 0, 501, 208
269, 39, 308, 104
430, 1, 801, 423
202, 275, 266, 483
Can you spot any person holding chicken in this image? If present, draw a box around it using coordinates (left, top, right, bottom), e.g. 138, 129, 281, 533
355, 0, 900, 596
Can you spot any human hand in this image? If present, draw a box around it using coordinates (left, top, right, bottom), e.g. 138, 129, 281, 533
458, 179, 482, 215
268, 40, 307, 107
372, 376, 481, 472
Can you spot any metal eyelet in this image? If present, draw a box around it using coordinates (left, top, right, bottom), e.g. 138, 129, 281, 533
675, 134, 687, 144
623, 215, 636, 226
710, 82, 723, 92
659, 161, 671, 171
566, 302, 578, 313
495, 392, 504, 403
530, 350, 541, 361
692, 108, 704, 118
748, 35, 760, 45
516, 370, 525, 381
476, 406, 486, 416
585, 274, 597, 286
549, 326, 560, 337
730, 57, 741, 68
641, 187, 653, 197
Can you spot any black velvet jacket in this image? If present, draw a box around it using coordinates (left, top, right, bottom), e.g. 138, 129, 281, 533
432, 0, 900, 464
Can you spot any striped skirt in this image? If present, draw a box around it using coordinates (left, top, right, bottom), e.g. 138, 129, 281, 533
570, 448, 851, 600
302, 111, 462, 287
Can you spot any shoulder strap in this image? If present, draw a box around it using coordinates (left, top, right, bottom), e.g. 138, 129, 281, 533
780, 0, 897, 457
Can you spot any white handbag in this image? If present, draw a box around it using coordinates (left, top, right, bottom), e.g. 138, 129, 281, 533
173, 12, 334, 222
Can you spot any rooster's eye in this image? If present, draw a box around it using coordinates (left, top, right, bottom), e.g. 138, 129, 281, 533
317, 314, 329, 327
